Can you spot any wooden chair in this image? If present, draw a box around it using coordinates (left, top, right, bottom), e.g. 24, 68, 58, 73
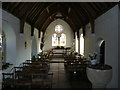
31, 73, 47, 89
14, 71, 32, 90
2, 73, 14, 89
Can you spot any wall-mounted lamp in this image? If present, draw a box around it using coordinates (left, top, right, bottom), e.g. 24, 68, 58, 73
25, 41, 27, 49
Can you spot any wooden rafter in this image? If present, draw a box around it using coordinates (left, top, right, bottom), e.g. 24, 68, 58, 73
2, 2, 118, 35
34, 3, 55, 25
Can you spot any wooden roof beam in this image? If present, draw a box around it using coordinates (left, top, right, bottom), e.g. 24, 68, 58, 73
34, 3, 55, 25
60, 3, 82, 31
31, 3, 46, 24
82, 25, 86, 37
79, 3, 95, 34
46, 7, 50, 13
10, 2, 21, 13
19, 3, 35, 19
13, 2, 26, 16
29, 3, 42, 22
27, 3, 39, 20
94, 2, 104, 11
20, 18, 25, 34
68, 7, 71, 14
89, 3, 101, 15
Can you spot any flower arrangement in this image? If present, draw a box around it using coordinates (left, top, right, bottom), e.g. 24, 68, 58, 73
88, 52, 97, 65
38, 51, 49, 58
89, 52, 97, 60
2, 62, 13, 70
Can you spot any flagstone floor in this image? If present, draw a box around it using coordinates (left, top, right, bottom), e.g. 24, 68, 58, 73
49, 58, 92, 88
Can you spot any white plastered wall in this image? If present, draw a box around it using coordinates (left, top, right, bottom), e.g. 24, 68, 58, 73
32, 28, 41, 56
1, 9, 41, 67
118, 4, 120, 89
84, 5, 118, 88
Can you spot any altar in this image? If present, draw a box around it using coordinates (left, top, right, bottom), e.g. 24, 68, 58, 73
51, 47, 71, 58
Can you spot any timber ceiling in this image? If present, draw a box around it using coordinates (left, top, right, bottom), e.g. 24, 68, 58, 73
2, 2, 118, 35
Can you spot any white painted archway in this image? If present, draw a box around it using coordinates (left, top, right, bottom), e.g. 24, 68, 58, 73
96, 37, 105, 63
2, 22, 17, 65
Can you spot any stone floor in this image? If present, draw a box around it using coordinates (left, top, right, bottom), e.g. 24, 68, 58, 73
49, 58, 92, 88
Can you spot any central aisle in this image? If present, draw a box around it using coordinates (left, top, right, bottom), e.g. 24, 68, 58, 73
49, 58, 92, 88
49, 58, 71, 88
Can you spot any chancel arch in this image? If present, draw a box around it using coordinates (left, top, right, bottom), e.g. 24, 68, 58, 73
43, 19, 74, 51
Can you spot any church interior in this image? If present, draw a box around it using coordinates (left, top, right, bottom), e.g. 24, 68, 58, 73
0, 1, 120, 89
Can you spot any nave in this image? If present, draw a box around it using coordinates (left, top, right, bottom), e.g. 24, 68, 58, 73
2, 52, 92, 89
0, 2, 119, 89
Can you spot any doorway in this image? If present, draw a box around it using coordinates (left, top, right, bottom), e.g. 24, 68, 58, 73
100, 41, 105, 64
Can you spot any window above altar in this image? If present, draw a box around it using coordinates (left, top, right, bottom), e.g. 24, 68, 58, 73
52, 25, 66, 47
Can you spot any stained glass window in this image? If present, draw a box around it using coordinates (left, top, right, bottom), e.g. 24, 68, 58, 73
52, 33, 58, 46
52, 25, 66, 46
60, 33, 66, 46
55, 25, 63, 34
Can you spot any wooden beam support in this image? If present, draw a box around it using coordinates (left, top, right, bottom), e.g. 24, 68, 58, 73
63, 16, 76, 32
90, 20, 95, 34
90, 3, 101, 12
94, 2, 104, 12
46, 7, 50, 13
10, 2, 21, 13
34, 3, 56, 25
14, 2, 26, 16
19, 3, 35, 19
38, 30, 41, 38
79, 3, 95, 35
82, 26, 86, 37
31, 26, 34, 36
40, 13, 55, 33
77, 30, 80, 39
68, 7, 71, 14
30, 3, 43, 22
20, 19, 25, 33
27, 3, 40, 21
61, 3, 83, 31
73, 31, 76, 39
41, 12, 76, 34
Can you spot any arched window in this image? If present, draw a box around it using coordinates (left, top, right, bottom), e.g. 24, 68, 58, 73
52, 25, 66, 46
60, 33, 66, 46
80, 34, 84, 55
52, 33, 58, 46
75, 32, 78, 52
